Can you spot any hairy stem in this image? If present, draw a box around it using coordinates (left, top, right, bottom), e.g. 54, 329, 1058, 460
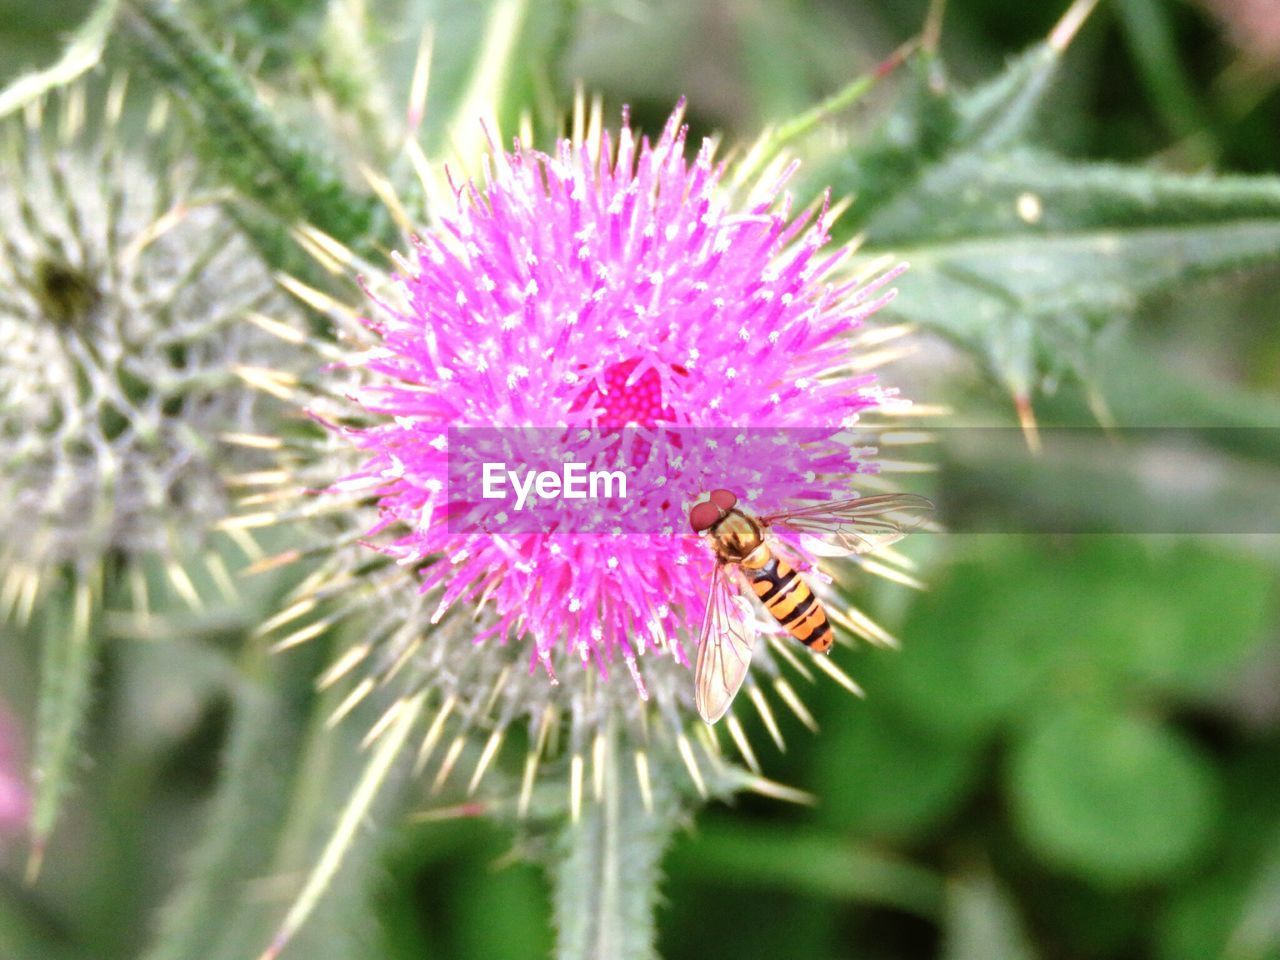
552, 722, 684, 960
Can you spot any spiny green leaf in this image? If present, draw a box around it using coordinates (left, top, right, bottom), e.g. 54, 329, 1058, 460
814, 2, 1280, 399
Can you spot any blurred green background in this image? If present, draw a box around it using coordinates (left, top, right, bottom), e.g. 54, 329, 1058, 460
2, 1, 1279, 959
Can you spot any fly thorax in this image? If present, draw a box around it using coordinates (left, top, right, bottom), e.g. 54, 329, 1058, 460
710, 510, 764, 563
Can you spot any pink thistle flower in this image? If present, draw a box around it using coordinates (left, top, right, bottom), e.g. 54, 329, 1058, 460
256, 100, 920, 807
335, 103, 906, 715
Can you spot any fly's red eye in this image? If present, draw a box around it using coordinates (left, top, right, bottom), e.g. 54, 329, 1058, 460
689, 501, 722, 532
709, 488, 737, 510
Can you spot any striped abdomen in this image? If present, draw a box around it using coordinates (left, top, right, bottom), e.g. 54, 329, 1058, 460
748, 553, 834, 653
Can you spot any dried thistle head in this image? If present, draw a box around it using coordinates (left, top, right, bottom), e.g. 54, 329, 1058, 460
243, 99, 926, 823
0, 81, 281, 608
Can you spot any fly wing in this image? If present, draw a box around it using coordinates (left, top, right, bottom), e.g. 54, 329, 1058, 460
761, 493, 933, 557
694, 564, 758, 724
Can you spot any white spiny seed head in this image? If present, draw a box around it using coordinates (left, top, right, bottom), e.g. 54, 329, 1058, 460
0, 84, 280, 578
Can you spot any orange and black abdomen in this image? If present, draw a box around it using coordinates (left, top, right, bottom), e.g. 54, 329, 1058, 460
749, 554, 834, 653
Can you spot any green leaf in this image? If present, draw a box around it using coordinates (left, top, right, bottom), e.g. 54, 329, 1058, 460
875, 546, 1065, 744
0, 0, 119, 119
1007, 706, 1221, 885
877, 151, 1280, 392
813, 10, 1280, 398
883, 538, 1273, 738
813, 695, 982, 841
665, 820, 946, 919
411, 0, 580, 160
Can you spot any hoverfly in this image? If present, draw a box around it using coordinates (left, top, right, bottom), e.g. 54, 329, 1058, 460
689, 489, 932, 724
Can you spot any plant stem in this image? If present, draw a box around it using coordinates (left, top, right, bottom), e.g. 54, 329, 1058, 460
552, 721, 684, 960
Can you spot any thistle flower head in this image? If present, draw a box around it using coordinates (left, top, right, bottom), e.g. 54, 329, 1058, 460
262, 101, 918, 809
0, 84, 278, 586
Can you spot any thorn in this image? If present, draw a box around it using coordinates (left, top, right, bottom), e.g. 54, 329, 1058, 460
255, 598, 318, 637
406, 25, 434, 137
318, 644, 369, 690
430, 736, 465, 795
773, 678, 819, 732
414, 696, 456, 775
409, 802, 489, 822
244, 550, 303, 577
676, 733, 708, 798
634, 750, 654, 814
291, 224, 356, 275
569, 752, 584, 822
1049, 0, 1102, 53
517, 749, 541, 818
828, 605, 900, 649
326, 678, 374, 728
767, 634, 816, 682
810, 653, 866, 698
725, 714, 761, 774
518, 705, 555, 816
1014, 392, 1043, 455
922, 0, 947, 55
166, 563, 202, 611
591, 729, 606, 801
742, 775, 817, 806
361, 697, 403, 749
466, 729, 504, 795
245, 310, 308, 345
235, 365, 298, 401
360, 164, 415, 237
205, 552, 239, 604
748, 685, 786, 752
25, 840, 45, 885
859, 557, 927, 591
220, 432, 284, 450
875, 35, 920, 79
271, 619, 330, 653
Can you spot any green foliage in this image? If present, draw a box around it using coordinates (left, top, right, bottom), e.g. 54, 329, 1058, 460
818, 38, 1280, 399
1008, 705, 1220, 884
2, 1, 1280, 960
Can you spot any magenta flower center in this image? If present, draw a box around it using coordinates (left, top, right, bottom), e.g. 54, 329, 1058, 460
580, 359, 676, 429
